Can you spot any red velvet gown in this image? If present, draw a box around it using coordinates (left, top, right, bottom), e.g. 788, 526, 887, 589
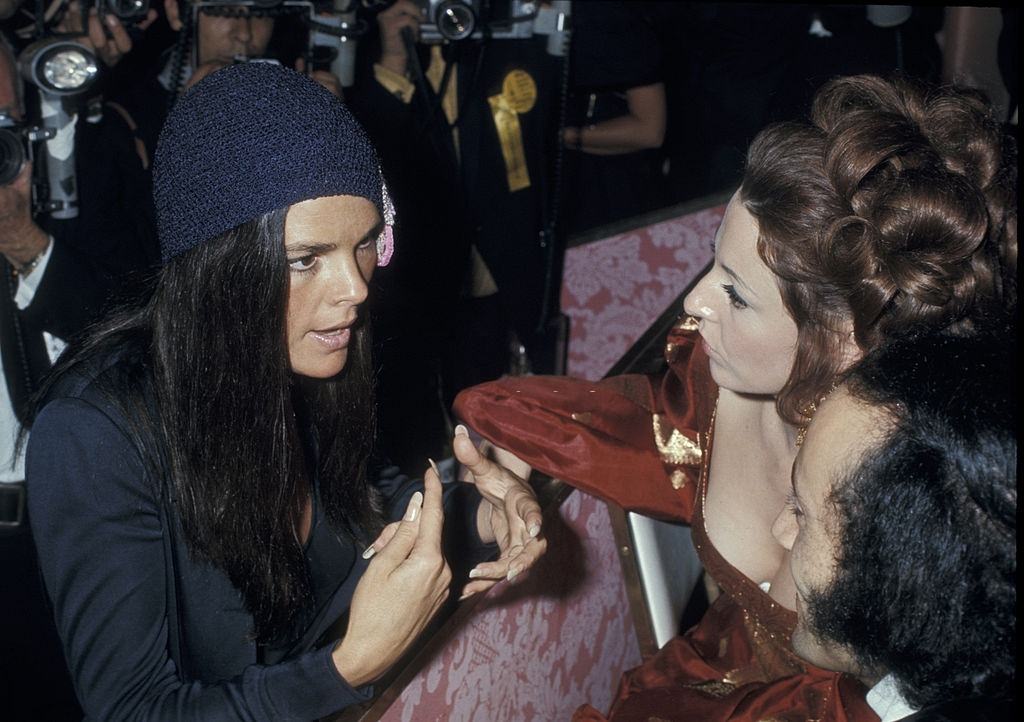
454, 318, 879, 722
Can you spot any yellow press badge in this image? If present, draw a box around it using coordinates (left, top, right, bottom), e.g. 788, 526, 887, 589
488, 69, 537, 192
502, 69, 537, 113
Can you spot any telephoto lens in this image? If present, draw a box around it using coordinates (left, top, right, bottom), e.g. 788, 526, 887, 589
435, 0, 476, 40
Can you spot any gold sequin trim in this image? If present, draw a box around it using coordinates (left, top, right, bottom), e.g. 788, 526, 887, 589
652, 413, 703, 467
685, 679, 738, 698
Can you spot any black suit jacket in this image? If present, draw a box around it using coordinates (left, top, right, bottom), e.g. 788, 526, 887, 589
0, 242, 110, 424
350, 37, 561, 355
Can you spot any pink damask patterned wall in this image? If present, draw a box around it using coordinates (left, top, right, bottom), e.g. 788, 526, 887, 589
380, 205, 723, 721
379, 492, 636, 722
562, 208, 722, 382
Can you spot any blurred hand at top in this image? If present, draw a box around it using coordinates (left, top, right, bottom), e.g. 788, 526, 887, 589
55, 1, 158, 67
376, 0, 424, 76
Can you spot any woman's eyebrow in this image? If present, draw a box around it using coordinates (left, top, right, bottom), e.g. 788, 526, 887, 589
285, 241, 337, 255
721, 263, 758, 298
285, 220, 384, 254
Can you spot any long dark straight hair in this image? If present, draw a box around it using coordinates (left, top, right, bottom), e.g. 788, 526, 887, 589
27, 208, 382, 642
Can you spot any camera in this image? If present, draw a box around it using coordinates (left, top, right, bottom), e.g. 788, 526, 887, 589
416, 0, 523, 43
309, 0, 366, 87
94, 0, 151, 23
15, 36, 99, 218
0, 113, 53, 187
414, 0, 569, 55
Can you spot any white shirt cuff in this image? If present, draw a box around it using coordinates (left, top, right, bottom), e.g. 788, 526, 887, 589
15, 236, 55, 311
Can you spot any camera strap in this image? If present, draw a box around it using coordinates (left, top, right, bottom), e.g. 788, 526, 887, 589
105, 101, 150, 171
0, 259, 40, 425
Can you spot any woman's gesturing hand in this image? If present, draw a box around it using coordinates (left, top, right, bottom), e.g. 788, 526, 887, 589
454, 425, 547, 599
332, 467, 451, 687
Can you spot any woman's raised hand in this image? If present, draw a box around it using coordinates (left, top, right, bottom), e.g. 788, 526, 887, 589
454, 425, 547, 599
332, 467, 451, 687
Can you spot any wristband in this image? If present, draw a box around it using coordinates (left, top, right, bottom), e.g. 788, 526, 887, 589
11, 236, 52, 277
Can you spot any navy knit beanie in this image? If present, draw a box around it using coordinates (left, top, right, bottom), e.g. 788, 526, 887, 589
153, 62, 393, 264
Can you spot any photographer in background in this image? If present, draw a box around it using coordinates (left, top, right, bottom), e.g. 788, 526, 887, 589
110, 0, 344, 163
2, 2, 159, 711
0, 31, 113, 721
350, 0, 563, 471
559, 0, 666, 234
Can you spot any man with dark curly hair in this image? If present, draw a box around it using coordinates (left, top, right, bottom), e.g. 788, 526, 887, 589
772, 327, 1016, 722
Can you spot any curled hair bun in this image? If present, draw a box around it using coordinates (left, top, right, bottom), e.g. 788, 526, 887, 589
810, 75, 1014, 341
743, 74, 1015, 425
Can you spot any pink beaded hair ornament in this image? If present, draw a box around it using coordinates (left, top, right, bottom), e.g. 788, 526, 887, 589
375, 179, 395, 267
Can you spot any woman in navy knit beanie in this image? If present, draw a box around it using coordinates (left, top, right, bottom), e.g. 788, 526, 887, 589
23, 62, 546, 720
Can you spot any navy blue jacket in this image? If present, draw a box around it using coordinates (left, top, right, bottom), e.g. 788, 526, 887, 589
26, 354, 490, 720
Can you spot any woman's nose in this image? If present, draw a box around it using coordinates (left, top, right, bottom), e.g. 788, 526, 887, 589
232, 17, 253, 43
683, 273, 716, 321
330, 260, 369, 306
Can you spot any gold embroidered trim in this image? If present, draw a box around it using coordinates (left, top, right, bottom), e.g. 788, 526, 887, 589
667, 315, 699, 357
652, 413, 703, 467
677, 314, 700, 332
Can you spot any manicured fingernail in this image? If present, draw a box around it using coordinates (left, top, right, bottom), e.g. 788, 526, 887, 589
455, 424, 469, 437
507, 566, 522, 582
469, 568, 482, 579
361, 546, 376, 560
405, 491, 423, 521
528, 523, 541, 538
428, 458, 441, 477
106, 14, 118, 27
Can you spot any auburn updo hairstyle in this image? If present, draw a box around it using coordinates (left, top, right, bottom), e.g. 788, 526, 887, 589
741, 74, 1016, 425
